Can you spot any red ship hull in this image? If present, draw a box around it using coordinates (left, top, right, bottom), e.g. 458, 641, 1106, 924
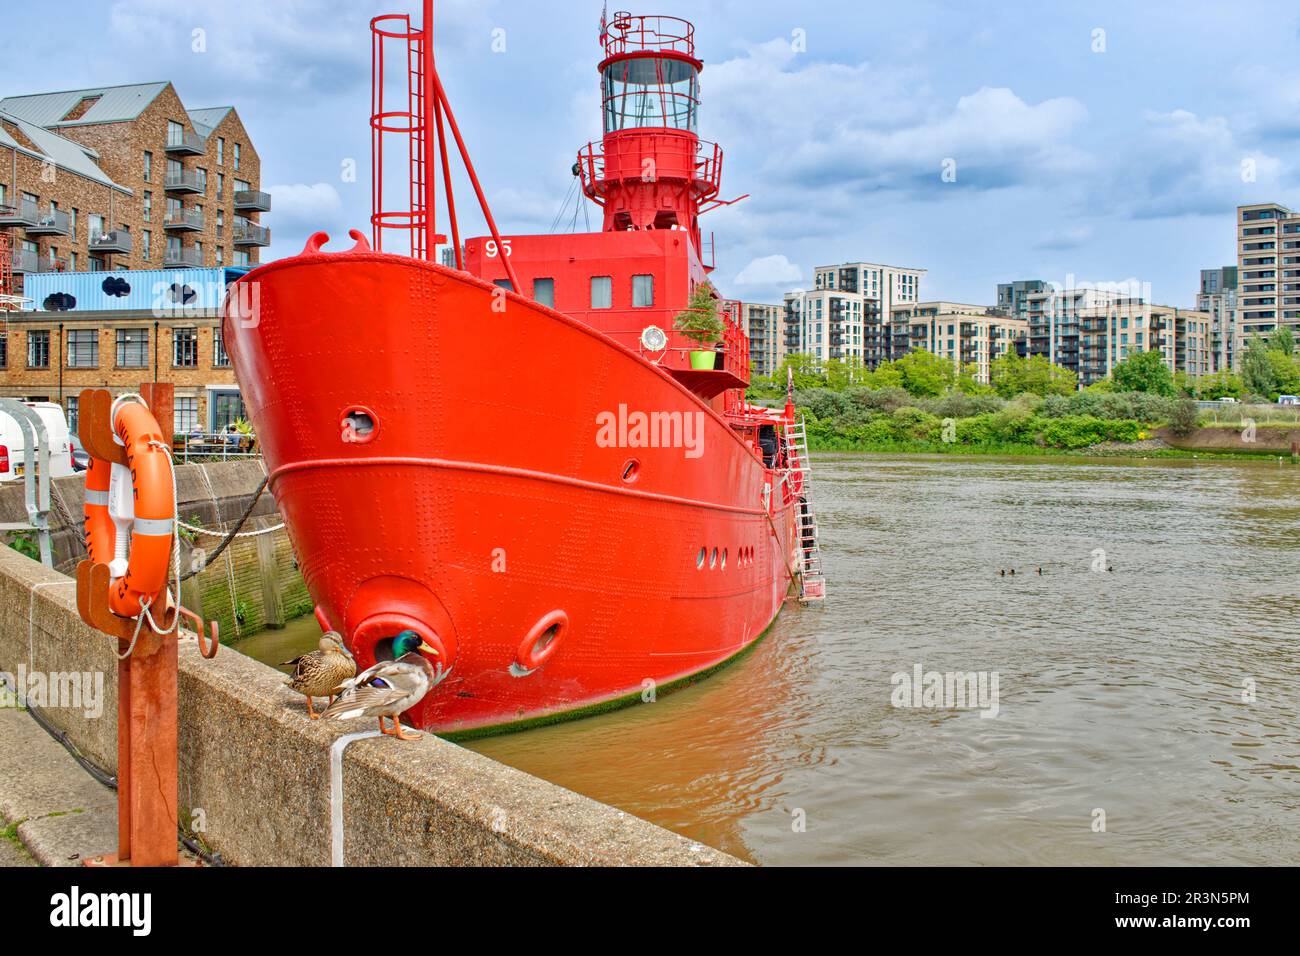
224, 246, 800, 735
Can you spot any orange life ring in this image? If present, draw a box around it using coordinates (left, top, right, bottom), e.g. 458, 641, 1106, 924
82, 400, 176, 618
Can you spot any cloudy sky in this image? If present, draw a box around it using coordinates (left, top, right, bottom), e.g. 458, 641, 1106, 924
6, 0, 1299, 307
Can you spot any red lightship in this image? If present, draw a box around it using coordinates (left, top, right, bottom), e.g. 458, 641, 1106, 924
222, 6, 826, 736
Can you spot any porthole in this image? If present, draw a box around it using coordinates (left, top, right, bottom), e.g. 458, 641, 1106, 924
710, 547, 718, 570
621, 458, 640, 483
721, 548, 728, 570
697, 547, 706, 569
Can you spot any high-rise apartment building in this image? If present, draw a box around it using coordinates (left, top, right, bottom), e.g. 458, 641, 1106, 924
723, 300, 786, 378
782, 288, 888, 368
1237, 202, 1300, 342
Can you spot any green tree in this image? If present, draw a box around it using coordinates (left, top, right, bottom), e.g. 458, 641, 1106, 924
893, 349, 956, 397
1242, 333, 1279, 398
990, 352, 1077, 398
1110, 349, 1177, 396
776, 353, 826, 390
1190, 370, 1244, 401
1269, 326, 1295, 356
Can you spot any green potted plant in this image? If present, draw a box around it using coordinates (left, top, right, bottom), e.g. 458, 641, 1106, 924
674, 282, 724, 370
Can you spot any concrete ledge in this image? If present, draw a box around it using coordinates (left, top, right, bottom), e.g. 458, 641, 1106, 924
0, 547, 743, 866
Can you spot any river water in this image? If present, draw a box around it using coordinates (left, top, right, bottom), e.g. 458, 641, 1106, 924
238, 454, 1300, 865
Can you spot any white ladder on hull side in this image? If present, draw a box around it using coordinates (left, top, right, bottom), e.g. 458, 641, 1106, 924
784, 417, 825, 602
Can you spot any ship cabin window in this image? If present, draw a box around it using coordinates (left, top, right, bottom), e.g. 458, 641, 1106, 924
533, 277, 555, 308
632, 274, 654, 308
591, 276, 613, 310
493, 279, 514, 292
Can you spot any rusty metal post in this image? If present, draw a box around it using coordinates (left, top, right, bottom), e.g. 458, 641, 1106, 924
83, 384, 182, 867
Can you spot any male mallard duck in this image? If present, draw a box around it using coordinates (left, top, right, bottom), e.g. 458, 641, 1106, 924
321, 630, 444, 741
282, 632, 356, 720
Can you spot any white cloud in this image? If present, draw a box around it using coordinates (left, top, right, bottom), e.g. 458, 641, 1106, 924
733, 254, 804, 287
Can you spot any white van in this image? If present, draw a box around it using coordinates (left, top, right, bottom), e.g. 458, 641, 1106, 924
0, 401, 76, 481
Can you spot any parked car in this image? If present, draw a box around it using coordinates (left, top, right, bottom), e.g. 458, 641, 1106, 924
0, 401, 76, 481
1278, 395, 1299, 406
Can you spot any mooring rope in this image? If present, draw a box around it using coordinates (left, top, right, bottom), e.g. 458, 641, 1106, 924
179, 474, 271, 582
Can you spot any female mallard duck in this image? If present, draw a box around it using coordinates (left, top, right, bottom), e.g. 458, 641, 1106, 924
321, 630, 443, 741
282, 632, 356, 720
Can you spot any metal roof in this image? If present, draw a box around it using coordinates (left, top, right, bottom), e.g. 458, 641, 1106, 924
187, 107, 232, 137
0, 111, 128, 192
0, 82, 169, 128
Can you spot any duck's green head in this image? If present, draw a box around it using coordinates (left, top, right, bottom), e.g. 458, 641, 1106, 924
394, 630, 438, 658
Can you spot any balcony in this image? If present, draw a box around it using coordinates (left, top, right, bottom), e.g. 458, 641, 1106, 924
0, 199, 39, 228
164, 208, 205, 232
40, 254, 70, 272
234, 190, 272, 212
166, 127, 207, 155
165, 169, 205, 194
10, 248, 39, 273
26, 208, 71, 236
163, 245, 203, 268
89, 229, 133, 255
233, 218, 270, 247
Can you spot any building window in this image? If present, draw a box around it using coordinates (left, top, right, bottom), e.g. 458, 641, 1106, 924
632, 274, 654, 308
66, 396, 79, 433
216, 246, 224, 266
88, 213, 105, 242
591, 276, 613, 309
533, 277, 555, 307
70, 208, 78, 239
173, 327, 199, 367
233, 250, 249, 267
0, 334, 7, 368
27, 331, 50, 368
214, 329, 230, 367
143, 150, 152, 182
233, 143, 241, 170
167, 121, 184, 148
174, 397, 199, 433
142, 230, 151, 260
196, 168, 207, 193
216, 209, 224, 238
217, 137, 225, 165
67, 329, 99, 368
116, 328, 149, 368
217, 173, 224, 198
143, 191, 152, 223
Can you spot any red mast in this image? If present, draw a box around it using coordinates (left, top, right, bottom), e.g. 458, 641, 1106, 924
369, 1, 518, 286
576, 13, 725, 257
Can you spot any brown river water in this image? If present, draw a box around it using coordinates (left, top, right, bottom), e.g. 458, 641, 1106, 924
236, 454, 1300, 865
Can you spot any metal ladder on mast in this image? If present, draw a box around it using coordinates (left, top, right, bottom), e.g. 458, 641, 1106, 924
784, 417, 825, 602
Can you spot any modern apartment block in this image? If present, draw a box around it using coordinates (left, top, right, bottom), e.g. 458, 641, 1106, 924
0, 266, 247, 432
1237, 202, 1300, 342
0, 82, 269, 298
782, 288, 888, 368
1075, 301, 1212, 387
724, 300, 786, 377
1021, 285, 1135, 380
890, 301, 1027, 384
808, 261, 925, 362
995, 279, 1049, 322
1197, 265, 1238, 372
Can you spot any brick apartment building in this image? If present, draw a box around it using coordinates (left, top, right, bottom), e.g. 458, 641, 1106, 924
0, 81, 269, 288
0, 82, 269, 432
